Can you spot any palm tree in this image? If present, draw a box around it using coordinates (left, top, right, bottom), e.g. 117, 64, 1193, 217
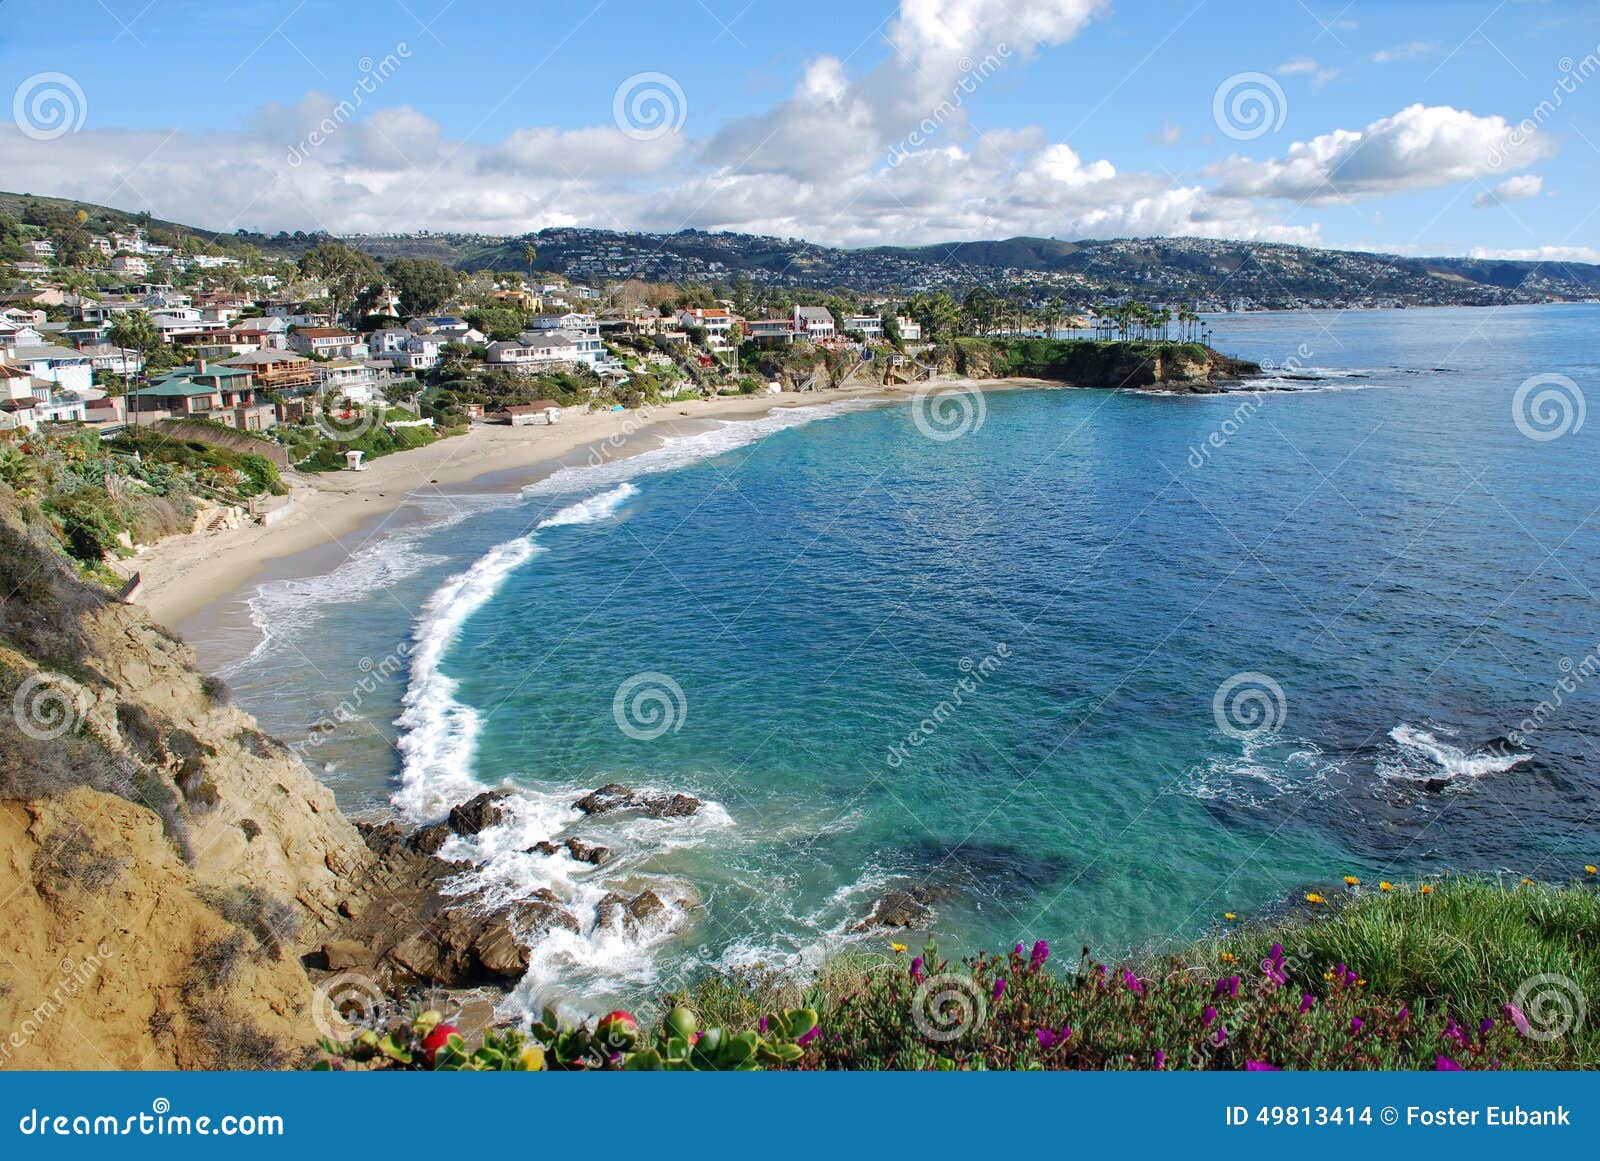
522, 244, 537, 283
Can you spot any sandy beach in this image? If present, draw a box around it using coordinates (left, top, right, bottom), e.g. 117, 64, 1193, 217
121, 383, 933, 630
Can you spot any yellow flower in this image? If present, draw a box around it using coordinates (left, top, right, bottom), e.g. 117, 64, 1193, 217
1379, 882, 1394, 892
1521, 878, 1534, 886
1586, 865, 1597, 876
1305, 892, 1325, 905
1220, 952, 1237, 964
1420, 884, 1434, 895
1223, 912, 1237, 921
1343, 876, 1360, 886
1323, 970, 1335, 981
890, 943, 907, 954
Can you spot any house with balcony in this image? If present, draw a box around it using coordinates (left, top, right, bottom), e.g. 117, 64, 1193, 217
842, 314, 884, 341
317, 358, 389, 406
129, 360, 275, 431
77, 343, 145, 377
746, 319, 797, 344
218, 349, 317, 394
110, 255, 149, 276
288, 327, 359, 359
794, 306, 836, 341
4, 344, 94, 395
678, 307, 736, 346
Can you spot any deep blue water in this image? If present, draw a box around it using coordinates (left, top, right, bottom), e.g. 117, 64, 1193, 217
204, 304, 1600, 1008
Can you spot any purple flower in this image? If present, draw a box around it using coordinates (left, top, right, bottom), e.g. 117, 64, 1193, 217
1213, 1026, 1228, 1047
1202, 1005, 1219, 1029
1030, 940, 1049, 970
1212, 975, 1240, 1000
1479, 1017, 1495, 1037
910, 956, 925, 984
1444, 1018, 1467, 1048
1262, 944, 1288, 988
1013, 942, 1024, 956
1298, 994, 1315, 1013
1245, 1060, 1280, 1071
992, 976, 1006, 1001
1153, 1050, 1167, 1070
1436, 1055, 1462, 1071
758, 1016, 768, 1033
796, 1025, 819, 1047
1350, 1017, 1364, 1033
1122, 969, 1144, 995
1503, 1003, 1532, 1037
1036, 1028, 1056, 1049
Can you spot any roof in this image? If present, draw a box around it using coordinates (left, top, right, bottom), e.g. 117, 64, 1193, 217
219, 350, 310, 366
294, 327, 353, 339
504, 401, 561, 414
1, 397, 42, 410
131, 380, 221, 398
9, 343, 88, 362
795, 307, 834, 323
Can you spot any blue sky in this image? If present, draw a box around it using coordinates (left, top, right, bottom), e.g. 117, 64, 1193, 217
2, 0, 1595, 257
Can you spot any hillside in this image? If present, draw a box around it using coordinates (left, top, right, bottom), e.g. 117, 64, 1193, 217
6, 189, 1598, 306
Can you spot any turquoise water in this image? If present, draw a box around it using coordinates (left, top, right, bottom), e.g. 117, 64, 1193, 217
205, 304, 1600, 1008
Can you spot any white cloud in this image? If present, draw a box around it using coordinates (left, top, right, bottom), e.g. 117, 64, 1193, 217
0, 1, 1563, 254
1373, 41, 1438, 64
1473, 173, 1544, 208
1275, 57, 1338, 87
1466, 245, 1600, 264
1209, 104, 1555, 204
1147, 120, 1183, 147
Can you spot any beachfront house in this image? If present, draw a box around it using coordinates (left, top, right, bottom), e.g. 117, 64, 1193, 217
842, 314, 884, 341
129, 360, 276, 430
678, 307, 735, 346
218, 349, 318, 394
794, 306, 836, 341
746, 319, 797, 344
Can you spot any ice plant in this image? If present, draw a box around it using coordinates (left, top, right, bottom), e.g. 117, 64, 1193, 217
1299, 994, 1315, 1013
1212, 975, 1240, 1000
1586, 865, 1597, 875
1029, 940, 1049, 971
1350, 1017, 1364, 1033
1504, 1003, 1532, 1037
1202, 1006, 1219, 1029
1246, 1060, 1281, 1070
1122, 969, 1144, 995
992, 976, 1007, 1001
910, 956, 925, 984
1436, 1056, 1463, 1071
796, 1025, 820, 1047
1262, 943, 1287, 987
1153, 1049, 1167, 1070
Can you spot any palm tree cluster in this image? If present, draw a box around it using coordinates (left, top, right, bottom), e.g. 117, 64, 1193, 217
1090, 301, 1207, 344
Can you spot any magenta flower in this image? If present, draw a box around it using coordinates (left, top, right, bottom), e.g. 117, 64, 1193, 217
1202, 1005, 1219, 1029
758, 1016, 768, 1033
1213, 1026, 1228, 1047
1212, 975, 1240, 1000
1479, 1017, 1495, 1036
1503, 1003, 1532, 1036
1030, 940, 1049, 970
1298, 994, 1315, 1013
1122, 969, 1144, 995
1262, 944, 1288, 987
1013, 942, 1024, 956
1444, 1018, 1467, 1048
1350, 1017, 1364, 1033
796, 1025, 819, 1047
1245, 1060, 1280, 1071
1436, 1055, 1462, 1071
992, 976, 1006, 1001
1153, 1049, 1167, 1070
1036, 1028, 1056, 1049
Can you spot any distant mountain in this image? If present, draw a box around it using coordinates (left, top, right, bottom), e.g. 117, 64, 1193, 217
5, 190, 1596, 308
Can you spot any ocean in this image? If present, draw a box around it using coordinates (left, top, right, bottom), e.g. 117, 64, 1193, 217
193, 303, 1600, 1012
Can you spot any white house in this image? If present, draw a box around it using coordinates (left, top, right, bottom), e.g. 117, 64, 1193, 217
794, 306, 836, 341
842, 314, 884, 340
77, 343, 145, 376
317, 358, 388, 406
288, 328, 359, 358
679, 308, 735, 345
3, 344, 94, 395
110, 255, 150, 276
896, 316, 922, 342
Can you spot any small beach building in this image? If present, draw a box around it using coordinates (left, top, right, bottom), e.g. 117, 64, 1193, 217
502, 401, 563, 426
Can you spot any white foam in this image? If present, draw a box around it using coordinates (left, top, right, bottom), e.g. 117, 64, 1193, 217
1380, 723, 1530, 784
1182, 736, 1342, 806
392, 483, 638, 819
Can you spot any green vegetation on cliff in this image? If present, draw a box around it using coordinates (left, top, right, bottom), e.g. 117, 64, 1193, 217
944, 336, 1260, 391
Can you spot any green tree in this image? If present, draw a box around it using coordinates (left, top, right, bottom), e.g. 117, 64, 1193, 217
297, 241, 382, 326
387, 257, 459, 317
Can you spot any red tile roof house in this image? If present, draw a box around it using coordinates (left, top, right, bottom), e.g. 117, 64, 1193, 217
288, 327, 359, 359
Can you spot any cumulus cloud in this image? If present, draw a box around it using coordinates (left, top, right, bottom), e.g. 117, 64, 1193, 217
1472, 173, 1543, 208
1209, 104, 1554, 204
0, 0, 1562, 252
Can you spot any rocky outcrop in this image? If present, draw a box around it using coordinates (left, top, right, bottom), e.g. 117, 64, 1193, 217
575, 782, 701, 819
944, 338, 1261, 393
856, 882, 961, 931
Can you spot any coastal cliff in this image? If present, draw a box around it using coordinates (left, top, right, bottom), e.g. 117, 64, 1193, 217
938, 337, 1261, 393
0, 488, 572, 1068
